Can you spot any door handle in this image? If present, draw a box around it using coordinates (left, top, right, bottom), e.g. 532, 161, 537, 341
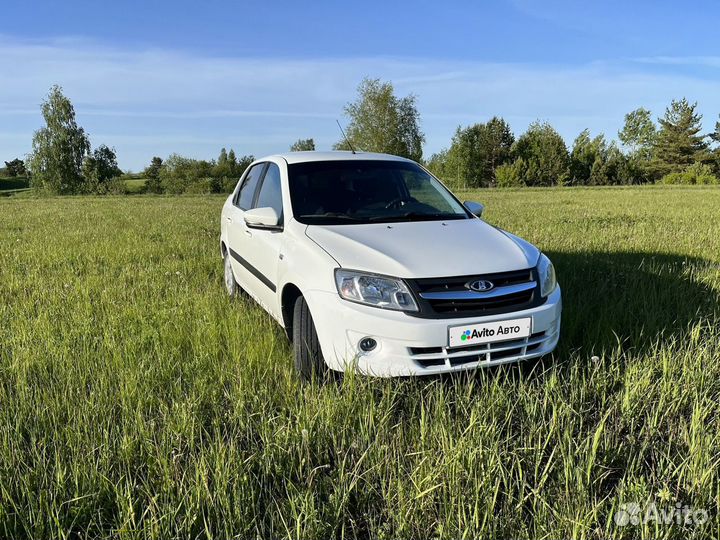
244, 229, 252, 237
225, 216, 233, 223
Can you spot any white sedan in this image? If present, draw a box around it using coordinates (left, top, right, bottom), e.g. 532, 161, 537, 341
220, 151, 561, 379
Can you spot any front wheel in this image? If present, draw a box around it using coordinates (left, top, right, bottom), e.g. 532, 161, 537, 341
293, 296, 329, 382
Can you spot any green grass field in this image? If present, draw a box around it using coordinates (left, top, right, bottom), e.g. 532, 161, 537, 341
1, 186, 719, 539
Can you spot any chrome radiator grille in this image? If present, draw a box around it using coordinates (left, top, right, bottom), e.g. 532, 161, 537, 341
406, 268, 543, 318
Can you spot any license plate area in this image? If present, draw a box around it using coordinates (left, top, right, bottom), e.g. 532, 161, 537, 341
448, 317, 532, 348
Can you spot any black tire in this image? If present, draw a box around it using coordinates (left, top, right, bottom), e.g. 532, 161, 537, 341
293, 296, 328, 382
223, 252, 239, 297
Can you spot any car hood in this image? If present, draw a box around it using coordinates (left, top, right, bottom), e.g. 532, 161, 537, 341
305, 218, 539, 278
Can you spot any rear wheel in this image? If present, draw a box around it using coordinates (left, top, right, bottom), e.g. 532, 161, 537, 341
293, 296, 329, 382
223, 252, 239, 297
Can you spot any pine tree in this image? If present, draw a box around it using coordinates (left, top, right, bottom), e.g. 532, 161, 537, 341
711, 116, 720, 145
711, 116, 720, 177
214, 148, 232, 179
227, 149, 238, 176
144, 157, 163, 180
652, 99, 710, 177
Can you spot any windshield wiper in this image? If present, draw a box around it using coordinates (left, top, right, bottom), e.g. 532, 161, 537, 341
368, 212, 466, 223
298, 213, 370, 224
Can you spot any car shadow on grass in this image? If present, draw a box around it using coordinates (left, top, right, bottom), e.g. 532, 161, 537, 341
547, 250, 719, 357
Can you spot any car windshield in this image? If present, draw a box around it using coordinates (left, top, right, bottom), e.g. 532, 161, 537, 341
288, 159, 470, 225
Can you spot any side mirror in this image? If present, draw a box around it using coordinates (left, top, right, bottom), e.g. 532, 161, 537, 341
464, 201, 484, 218
244, 207, 282, 230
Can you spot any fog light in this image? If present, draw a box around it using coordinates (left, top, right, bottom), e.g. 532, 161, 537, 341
359, 337, 377, 352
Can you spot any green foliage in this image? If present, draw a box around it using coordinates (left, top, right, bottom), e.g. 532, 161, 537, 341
711, 116, 720, 146
3, 158, 26, 177
335, 78, 424, 161
290, 138, 315, 152
494, 158, 526, 187
100, 177, 128, 195
570, 130, 607, 185
509, 121, 570, 186
236, 154, 254, 176
567, 132, 635, 186
652, 98, 711, 178
425, 149, 449, 180
227, 149, 238, 176
660, 162, 719, 185
221, 177, 239, 193
212, 148, 252, 187
145, 177, 162, 194
443, 117, 514, 188
81, 145, 123, 194
618, 107, 657, 160
27, 85, 91, 194
159, 154, 211, 194
0, 176, 30, 194
2, 189, 720, 538
710, 117, 720, 176
227, 148, 237, 164
147, 151, 254, 195
616, 107, 660, 184
183, 178, 216, 194
144, 157, 164, 180
601, 144, 638, 185
213, 147, 233, 179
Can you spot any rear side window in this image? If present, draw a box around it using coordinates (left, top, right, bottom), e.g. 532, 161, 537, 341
254, 163, 283, 218
235, 163, 266, 210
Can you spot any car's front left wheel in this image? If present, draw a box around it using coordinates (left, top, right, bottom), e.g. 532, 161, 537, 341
223, 252, 239, 297
293, 296, 329, 382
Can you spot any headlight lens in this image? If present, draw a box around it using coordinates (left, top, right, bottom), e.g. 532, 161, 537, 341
334, 269, 419, 312
537, 253, 557, 297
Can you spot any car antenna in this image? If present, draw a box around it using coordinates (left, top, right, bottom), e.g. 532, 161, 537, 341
336, 120, 356, 154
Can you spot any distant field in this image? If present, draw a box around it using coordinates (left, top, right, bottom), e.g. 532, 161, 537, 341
0, 177, 148, 196
124, 177, 147, 193
0, 186, 719, 539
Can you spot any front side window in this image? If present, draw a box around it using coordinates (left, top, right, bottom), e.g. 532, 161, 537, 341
235, 163, 266, 210
254, 163, 283, 218
288, 160, 469, 224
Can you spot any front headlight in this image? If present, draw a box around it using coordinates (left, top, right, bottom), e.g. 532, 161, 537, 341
334, 269, 419, 312
537, 253, 557, 297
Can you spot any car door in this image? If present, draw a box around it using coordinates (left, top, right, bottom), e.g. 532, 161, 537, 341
226, 162, 267, 297
238, 162, 285, 318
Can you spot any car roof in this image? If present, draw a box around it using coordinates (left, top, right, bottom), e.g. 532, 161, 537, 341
262, 151, 415, 165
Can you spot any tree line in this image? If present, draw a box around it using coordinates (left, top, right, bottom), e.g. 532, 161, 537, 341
142, 150, 255, 195
427, 100, 720, 188
5, 80, 720, 194
338, 79, 720, 188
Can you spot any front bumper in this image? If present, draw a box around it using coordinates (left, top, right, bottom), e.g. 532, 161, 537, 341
304, 286, 562, 377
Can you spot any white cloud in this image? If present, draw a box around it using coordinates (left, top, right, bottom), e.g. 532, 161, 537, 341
1, 36, 718, 170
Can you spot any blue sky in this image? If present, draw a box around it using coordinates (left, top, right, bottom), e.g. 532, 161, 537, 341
2, 0, 719, 171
